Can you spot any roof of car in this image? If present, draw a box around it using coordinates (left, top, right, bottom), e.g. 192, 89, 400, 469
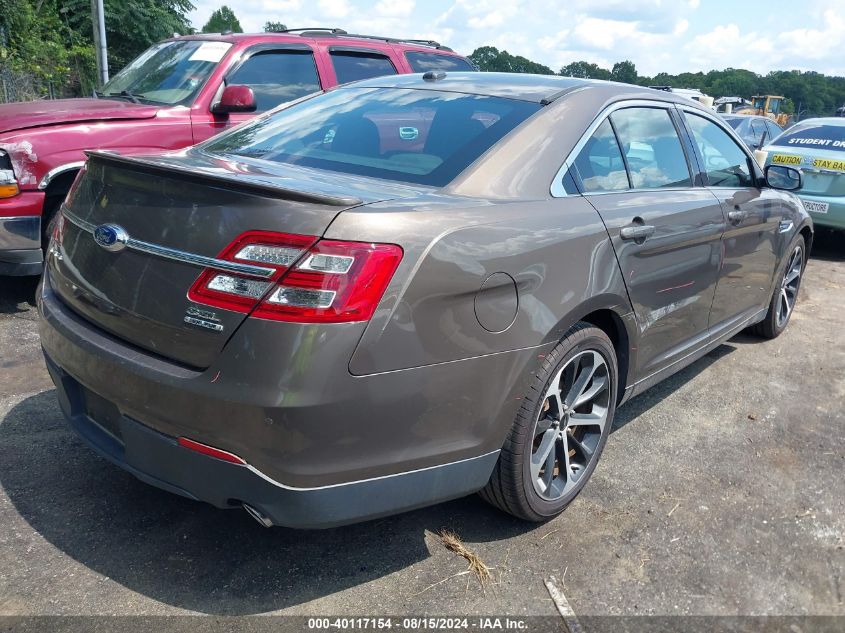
335, 72, 681, 104
170, 31, 465, 55
790, 117, 845, 127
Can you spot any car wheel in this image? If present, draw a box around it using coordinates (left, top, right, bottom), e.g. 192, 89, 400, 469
752, 235, 805, 339
480, 322, 618, 522
41, 196, 63, 254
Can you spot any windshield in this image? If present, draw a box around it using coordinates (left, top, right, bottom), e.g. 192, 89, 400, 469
723, 117, 743, 130
101, 40, 231, 105
202, 87, 541, 187
773, 123, 845, 152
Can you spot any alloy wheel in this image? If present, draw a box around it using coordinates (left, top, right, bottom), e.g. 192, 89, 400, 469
776, 245, 803, 329
530, 350, 610, 501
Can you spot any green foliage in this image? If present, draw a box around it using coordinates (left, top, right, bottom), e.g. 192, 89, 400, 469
202, 6, 243, 34
264, 21, 287, 33
611, 60, 638, 85
468, 46, 554, 75
1, 0, 194, 99
560, 61, 611, 80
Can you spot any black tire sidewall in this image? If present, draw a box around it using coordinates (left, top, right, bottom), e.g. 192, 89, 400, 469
519, 328, 618, 519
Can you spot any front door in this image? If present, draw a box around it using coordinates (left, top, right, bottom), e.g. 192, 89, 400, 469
680, 110, 780, 335
191, 47, 323, 144
571, 106, 726, 379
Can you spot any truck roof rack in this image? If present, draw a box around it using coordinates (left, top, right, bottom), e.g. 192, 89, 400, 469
276, 27, 453, 51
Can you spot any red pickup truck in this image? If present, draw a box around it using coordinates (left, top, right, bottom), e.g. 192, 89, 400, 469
0, 28, 473, 275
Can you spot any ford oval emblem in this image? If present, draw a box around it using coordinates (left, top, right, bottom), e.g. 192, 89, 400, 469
93, 224, 129, 252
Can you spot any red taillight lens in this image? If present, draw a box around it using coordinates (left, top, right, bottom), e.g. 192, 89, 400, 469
187, 232, 403, 324
187, 231, 317, 313
253, 240, 403, 323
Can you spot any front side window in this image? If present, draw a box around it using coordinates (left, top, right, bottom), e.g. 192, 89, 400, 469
405, 52, 476, 73
685, 113, 755, 188
609, 108, 692, 189
330, 51, 397, 84
202, 87, 540, 187
227, 50, 321, 112
572, 120, 629, 193
101, 40, 231, 105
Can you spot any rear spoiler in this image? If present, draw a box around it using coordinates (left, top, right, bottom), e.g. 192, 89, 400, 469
84, 150, 363, 208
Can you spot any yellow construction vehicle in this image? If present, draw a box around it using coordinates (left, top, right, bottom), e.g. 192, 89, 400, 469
735, 96, 790, 127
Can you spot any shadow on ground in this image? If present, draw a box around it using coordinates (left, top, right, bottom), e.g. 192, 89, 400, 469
808, 229, 844, 262
0, 275, 39, 315
0, 339, 740, 615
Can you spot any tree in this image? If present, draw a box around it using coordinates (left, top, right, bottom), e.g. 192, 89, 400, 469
62, 0, 195, 76
202, 6, 243, 34
560, 61, 611, 80
610, 60, 638, 85
468, 46, 553, 74
264, 21, 287, 32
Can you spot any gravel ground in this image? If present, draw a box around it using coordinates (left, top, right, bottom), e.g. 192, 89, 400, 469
0, 232, 843, 624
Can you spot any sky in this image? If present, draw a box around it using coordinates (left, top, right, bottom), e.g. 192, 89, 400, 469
188, 0, 845, 77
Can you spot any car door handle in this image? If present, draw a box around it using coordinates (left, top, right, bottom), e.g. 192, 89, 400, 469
728, 208, 748, 223
620, 224, 656, 241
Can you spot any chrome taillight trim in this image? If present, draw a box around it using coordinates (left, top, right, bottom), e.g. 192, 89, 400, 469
62, 206, 276, 279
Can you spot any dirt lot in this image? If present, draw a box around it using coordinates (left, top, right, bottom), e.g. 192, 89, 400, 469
0, 232, 843, 625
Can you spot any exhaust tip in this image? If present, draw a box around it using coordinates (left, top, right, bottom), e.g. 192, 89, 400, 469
243, 503, 274, 528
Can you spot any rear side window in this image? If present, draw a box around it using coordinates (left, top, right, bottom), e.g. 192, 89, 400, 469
572, 120, 629, 192
203, 87, 540, 187
330, 50, 397, 84
228, 49, 321, 112
405, 52, 475, 72
610, 108, 692, 189
685, 113, 755, 188
775, 122, 845, 151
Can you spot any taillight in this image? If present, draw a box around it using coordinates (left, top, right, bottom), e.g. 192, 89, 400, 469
187, 231, 317, 312
188, 232, 403, 324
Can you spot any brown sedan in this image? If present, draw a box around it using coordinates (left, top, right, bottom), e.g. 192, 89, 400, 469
38, 72, 812, 528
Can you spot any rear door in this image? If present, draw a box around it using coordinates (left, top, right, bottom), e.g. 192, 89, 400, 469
679, 108, 780, 335
572, 105, 726, 379
191, 45, 323, 143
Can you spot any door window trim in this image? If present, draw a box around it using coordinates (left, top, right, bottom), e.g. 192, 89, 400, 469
212, 44, 323, 112
551, 99, 698, 198
675, 105, 765, 189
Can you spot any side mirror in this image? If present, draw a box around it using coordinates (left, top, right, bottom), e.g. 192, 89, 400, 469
212, 85, 257, 115
765, 164, 802, 191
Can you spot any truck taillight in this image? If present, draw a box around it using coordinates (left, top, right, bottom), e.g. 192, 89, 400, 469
187, 232, 403, 323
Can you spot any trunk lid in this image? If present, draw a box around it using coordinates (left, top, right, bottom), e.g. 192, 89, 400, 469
50, 150, 417, 368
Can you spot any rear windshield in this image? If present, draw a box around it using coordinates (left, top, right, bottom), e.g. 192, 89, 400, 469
405, 52, 476, 73
202, 87, 539, 186
774, 123, 845, 151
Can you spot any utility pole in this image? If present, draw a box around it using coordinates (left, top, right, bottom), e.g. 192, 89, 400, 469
91, 0, 109, 86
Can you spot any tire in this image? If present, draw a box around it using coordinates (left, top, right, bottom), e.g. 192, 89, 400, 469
480, 322, 618, 522
41, 196, 63, 254
752, 234, 806, 339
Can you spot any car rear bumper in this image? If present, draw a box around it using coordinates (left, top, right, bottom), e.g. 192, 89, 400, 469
36, 269, 539, 527
43, 354, 498, 529
0, 215, 42, 275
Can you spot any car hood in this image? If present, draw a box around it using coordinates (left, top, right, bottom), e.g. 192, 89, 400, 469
0, 98, 160, 134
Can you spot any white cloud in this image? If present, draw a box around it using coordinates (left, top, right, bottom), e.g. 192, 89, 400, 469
374, 0, 415, 17
318, 0, 352, 19
185, 0, 845, 77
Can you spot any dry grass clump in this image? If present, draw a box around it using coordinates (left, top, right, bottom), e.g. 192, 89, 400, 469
438, 529, 492, 585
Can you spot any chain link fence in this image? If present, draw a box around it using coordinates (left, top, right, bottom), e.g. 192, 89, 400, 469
0, 63, 57, 104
